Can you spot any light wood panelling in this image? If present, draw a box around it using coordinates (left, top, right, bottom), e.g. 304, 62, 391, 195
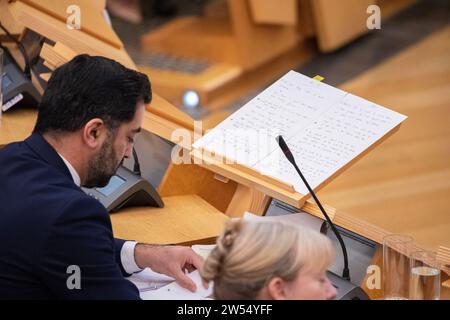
248, 0, 298, 26
141, 17, 240, 65
20, 0, 122, 49
225, 184, 272, 217
311, 0, 374, 52
158, 163, 239, 213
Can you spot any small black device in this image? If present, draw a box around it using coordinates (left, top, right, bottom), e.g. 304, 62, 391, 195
82, 166, 164, 213
82, 148, 164, 213
327, 271, 369, 300
1, 47, 41, 112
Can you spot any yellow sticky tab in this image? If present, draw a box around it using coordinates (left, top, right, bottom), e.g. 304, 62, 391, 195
313, 75, 324, 81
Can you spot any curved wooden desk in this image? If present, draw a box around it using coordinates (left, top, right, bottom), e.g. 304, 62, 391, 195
0, 108, 37, 147
110, 195, 229, 246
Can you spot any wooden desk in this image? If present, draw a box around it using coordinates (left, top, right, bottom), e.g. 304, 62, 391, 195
0, 108, 37, 147
2, 102, 449, 298
110, 195, 229, 245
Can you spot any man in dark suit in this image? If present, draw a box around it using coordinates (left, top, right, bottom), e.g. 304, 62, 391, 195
0, 54, 202, 299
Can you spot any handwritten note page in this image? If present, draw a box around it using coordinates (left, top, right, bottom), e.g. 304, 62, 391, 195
193, 71, 407, 195
193, 71, 347, 166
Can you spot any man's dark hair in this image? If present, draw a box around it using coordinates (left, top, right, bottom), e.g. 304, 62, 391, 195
34, 54, 151, 134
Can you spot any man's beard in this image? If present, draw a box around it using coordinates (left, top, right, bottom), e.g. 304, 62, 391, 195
83, 134, 123, 188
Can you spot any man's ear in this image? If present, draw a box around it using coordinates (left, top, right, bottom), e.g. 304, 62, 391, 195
83, 118, 106, 148
266, 277, 288, 300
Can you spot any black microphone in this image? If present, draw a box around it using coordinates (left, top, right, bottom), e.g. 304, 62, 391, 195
276, 135, 351, 281
132, 147, 141, 176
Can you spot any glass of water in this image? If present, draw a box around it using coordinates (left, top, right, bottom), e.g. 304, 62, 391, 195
409, 251, 441, 300
383, 234, 414, 300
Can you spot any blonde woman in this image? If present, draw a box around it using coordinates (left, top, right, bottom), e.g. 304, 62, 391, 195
200, 220, 337, 300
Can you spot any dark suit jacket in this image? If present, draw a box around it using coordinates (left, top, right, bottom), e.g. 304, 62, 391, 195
0, 133, 140, 299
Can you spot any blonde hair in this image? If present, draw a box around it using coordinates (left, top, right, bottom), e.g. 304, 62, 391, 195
200, 219, 335, 300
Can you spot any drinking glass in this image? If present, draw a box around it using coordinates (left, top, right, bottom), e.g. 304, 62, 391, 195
409, 250, 441, 300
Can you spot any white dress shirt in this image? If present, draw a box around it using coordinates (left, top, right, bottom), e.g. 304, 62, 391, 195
58, 153, 143, 274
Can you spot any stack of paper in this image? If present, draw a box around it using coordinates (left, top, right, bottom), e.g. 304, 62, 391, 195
138, 270, 213, 300
127, 268, 175, 293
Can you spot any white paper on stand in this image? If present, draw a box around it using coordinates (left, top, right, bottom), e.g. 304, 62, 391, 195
193, 71, 407, 195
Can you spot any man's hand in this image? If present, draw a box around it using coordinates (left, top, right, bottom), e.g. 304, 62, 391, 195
134, 244, 204, 292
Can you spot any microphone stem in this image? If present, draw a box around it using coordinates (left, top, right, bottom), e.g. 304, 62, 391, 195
132, 147, 141, 176
291, 161, 350, 281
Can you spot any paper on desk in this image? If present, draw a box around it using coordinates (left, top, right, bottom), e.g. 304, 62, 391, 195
192, 244, 216, 260
139, 270, 213, 300
128, 268, 175, 292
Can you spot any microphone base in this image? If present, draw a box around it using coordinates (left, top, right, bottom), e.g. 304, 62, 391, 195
327, 271, 370, 300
